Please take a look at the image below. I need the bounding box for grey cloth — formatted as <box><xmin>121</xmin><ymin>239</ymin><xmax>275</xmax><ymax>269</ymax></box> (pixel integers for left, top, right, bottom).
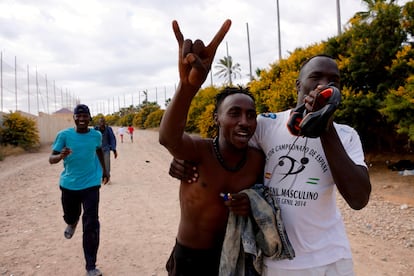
<box><xmin>219</xmin><ymin>184</ymin><xmax>295</xmax><ymax>276</ymax></box>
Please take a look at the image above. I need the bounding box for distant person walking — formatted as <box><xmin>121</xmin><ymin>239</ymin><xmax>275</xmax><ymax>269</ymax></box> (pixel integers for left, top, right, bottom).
<box><xmin>49</xmin><ymin>104</ymin><xmax>108</xmax><ymax>276</ymax></box>
<box><xmin>127</xmin><ymin>125</ymin><xmax>134</xmax><ymax>143</ymax></box>
<box><xmin>118</xmin><ymin>126</ymin><xmax>126</xmax><ymax>143</ymax></box>
<box><xmin>95</xmin><ymin>117</ymin><xmax>118</xmax><ymax>181</ymax></box>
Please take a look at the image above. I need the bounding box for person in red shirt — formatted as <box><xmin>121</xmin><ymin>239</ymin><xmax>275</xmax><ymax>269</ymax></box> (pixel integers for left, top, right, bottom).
<box><xmin>127</xmin><ymin>125</ymin><xmax>134</xmax><ymax>143</ymax></box>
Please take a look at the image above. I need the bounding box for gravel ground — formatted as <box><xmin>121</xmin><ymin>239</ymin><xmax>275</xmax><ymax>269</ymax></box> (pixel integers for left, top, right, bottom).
<box><xmin>340</xmin><ymin>195</ymin><xmax>414</xmax><ymax>249</ymax></box>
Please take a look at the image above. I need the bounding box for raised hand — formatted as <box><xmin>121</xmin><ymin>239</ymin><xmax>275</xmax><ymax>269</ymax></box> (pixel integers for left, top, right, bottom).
<box><xmin>172</xmin><ymin>19</ymin><xmax>231</xmax><ymax>89</ymax></box>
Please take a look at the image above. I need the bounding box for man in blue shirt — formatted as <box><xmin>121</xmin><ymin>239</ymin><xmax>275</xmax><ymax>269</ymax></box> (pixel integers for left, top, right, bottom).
<box><xmin>49</xmin><ymin>104</ymin><xmax>109</xmax><ymax>276</ymax></box>
<box><xmin>95</xmin><ymin>117</ymin><xmax>117</xmax><ymax>181</ymax></box>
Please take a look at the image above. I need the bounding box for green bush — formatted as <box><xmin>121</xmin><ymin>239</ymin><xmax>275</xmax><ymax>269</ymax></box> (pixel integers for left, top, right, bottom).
<box><xmin>0</xmin><ymin>112</ymin><xmax>40</xmax><ymax>150</ymax></box>
<box><xmin>144</xmin><ymin>109</ymin><xmax>164</xmax><ymax>129</ymax></box>
<box><xmin>186</xmin><ymin>86</ymin><xmax>218</xmax><ymax>133</ymax></box>
<box><xmin>133</xmin><ymin>104</ymin><xmax>161</xmax><ymax>129</ymax></box>
<box><xmin>118</xmin><ymin>113</ymin><xmax>135</xmax><ymax>127</ymax></box>
<box><xmin>198</xmin><ymin>104</ymin><xmax>216</xmax><ymax>138</ymax></box>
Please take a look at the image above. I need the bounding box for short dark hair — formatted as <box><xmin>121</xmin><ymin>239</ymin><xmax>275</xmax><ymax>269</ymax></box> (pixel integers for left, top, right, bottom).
<box><xmin>298</xmin><ymin>54</ymin><xmax>335</xmax><ymax>78</ymax></box>
<box><xmin>214</xmin><ymin>87</ymin><xmax>255</xmax><ymax>114</ymax></box>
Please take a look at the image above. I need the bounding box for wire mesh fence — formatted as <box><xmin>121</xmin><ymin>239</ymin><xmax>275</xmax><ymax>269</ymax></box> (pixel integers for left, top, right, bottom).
<box><xmin>0</xmin><ymin>52</ymin><xmax>176</xmax><ymax>116</ymax></box>
<box><xmin>1</xmin><ymin>52</ymin><xmax>78</xmax><ymax>115</ymax></box>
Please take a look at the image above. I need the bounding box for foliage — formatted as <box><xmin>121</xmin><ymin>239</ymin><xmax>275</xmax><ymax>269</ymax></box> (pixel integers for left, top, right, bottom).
<box><xmin>381</xmin><ymin>76</ymin><xmax>414</xmax><ymax>141</ymax></box>
<box><xmin>249</xmin><ymin>43</ymin><xmax>326</xmax><ymax>113</ymax></box>
<box><xmin>198</xmin><ymin>104</ymin><xmax>216</xmax><ymax>138</ymax></box>
<box><xmin>91</xmin><ymin>113</ymin><xmax>120</xmax><ymax>127</ymax></box>
<box><xmin>186</xmin><ymin>86</ymin><xmax>219</xmax><ymax>133</ymax></box>
<box><xmin>118</xmin><ymin>105</ymin><xmax>140</xmax><ymax>118</ymax></box>
<box><xmin>335</xmin><ymin>88</ymin><xmax>386</xmax><ymax>151</ymax></box>
<box><xmin>133</xmin><ymin>102</ymin><xmax>161</xmax><ymax>129</ymax></box>
<box><xmin>249</xmin><ymin>0</ymin><xmax>414</xmax><ymax>151</ymax></box>
<box><xmin>214</xmin><ymin>56</ymin><xmax>242</xmax><ymax>86</ymax></box>
<box><xmin>118</xmin><ymin>113</ymin><xmax>135</xmax><ymax>127</ymax></box>
<box><xmin>402</xmin><ymin>1</ymin><xmax>414</xmax><ymax>37</ymax></box>
<box><xmin>0</xmin><ymin>112</ymin><xmax>40</xmax><ymax>150</ymax></box>
<box><xmin>105</xmin><ymin>114</ymin><xmax>120</xmax><ymax>126</ymax></box>
<box><xmin>144</xmin><ymin>109</ymin><xmax>164</xmax><ymax>129</ymax></box>
<box><xmin>327</xmin><ymin>0</ymin><xmax>406</xmax><ymax>97</ymax></box>
<box><xmin>90</xmin><ymin>113</ymin><xmax>104</xmax><ymax>126</ymax></box>
<box><xmin>386</xmin><ymin>44</ymin><xmax>414</xmax><ymax>91</ymax></box>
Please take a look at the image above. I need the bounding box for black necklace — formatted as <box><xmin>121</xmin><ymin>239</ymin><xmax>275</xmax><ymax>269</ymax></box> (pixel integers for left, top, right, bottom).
<box><xmin>212</xmin><ymin>136</ymin><xmax>247</xmax><ymax>172</ymax></box>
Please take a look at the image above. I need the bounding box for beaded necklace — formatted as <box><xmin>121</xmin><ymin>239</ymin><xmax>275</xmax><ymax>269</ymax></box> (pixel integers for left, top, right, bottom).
<box><xmin>212</xmin><ymin>136</ymin><xmax>247</xmax><ymax>172</ymax></box>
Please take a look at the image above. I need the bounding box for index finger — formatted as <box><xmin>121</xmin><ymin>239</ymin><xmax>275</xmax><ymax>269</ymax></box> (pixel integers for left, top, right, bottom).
<box><xmin>206</xmin><ymin>19</ymin><xmax>232</xmax><ymax>52</ymax></box>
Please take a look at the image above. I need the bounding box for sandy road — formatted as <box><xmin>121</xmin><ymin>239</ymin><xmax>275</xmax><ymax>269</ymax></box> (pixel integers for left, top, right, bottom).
<box><xmin>0</xmin><ymin>129</ymin><xmax>413</xmax><ymax>275</ymax></box>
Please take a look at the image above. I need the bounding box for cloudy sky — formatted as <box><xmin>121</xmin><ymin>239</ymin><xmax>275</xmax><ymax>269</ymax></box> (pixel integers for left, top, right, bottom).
<box><xmin>0</xmin><ymin>0</ymin><xmax>379</xmax><ymax>115</ymax></box>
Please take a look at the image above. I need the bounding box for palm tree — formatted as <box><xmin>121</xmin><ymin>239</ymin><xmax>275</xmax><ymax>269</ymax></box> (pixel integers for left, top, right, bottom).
<box><xmin>352</xmin><ymin>0</ymin><xmax>380</xmax><ymax>23</ymax></box>
<box><xmin>214</xmin><ymin>56</ymin><xmax>242</xmax><ymax>86</ymax></box>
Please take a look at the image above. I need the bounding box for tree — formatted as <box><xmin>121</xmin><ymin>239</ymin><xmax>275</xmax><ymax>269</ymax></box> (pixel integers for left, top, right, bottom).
<box><xmin>323</xmin><ymin>0</ymin><xmax>412</xmax><ymax>151</ymax></box>
<box><xmin>381</xmin><ymin>76</ymin><xmax>414</xmax><ymax>144</ymax></box>
<box><xmin>402</xmin><ymin>1</ymin><xmax>414</xmax><ymax>38</ymax></box>
<box><xmin>328</xmin><ymin>0</ymin><xmax>407</xmax><ymax>97</ymax></box>
<box><xmin>214</xmin><ymin>56</ymin><xmax>241</xmax><ymax>86</ymax></box>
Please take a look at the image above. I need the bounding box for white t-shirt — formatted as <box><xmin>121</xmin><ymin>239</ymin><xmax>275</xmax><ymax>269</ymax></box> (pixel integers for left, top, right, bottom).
<box><xmin>250</xmin><ymin>110</ymin><xmax>366</xmax><ymax>270</ymax></box>
<box><xmin>118</xmin><ymin>127</ymin><xmax>126</xmax><ymax>135</ymax></box>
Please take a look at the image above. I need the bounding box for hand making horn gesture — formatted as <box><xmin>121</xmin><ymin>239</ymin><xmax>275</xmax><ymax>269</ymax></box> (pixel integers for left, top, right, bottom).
<box><xmin>172</xmin><ymin>19</ymin><xmax>232</xmax><ymax>89</ymax></box>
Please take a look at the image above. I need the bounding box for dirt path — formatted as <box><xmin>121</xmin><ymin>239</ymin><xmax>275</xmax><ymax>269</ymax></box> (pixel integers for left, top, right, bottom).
<box><xmin>0</xmin><ymin>129</ymin><xmax>413</xmax><ymax>275</ymax></box>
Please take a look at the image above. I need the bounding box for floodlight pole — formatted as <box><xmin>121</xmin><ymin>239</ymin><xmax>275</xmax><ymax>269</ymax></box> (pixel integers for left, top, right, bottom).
<box><xmin>246</xmin><ymin>22</ymin><xmax>253</xmax><ymax>81</ymax></box>
<box><xmin>336</xmin><ymin>0</ymin><xmax>342</xmax><ymax>35</ymax></box>
<box><xmin>276</xmin><ymin>0</ymin><xmax>282</xmax><ymax>60</ymax></box>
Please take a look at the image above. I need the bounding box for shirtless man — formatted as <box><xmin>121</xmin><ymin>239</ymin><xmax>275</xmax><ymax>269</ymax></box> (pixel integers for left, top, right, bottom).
<box><xmin>158</xmin><ymin>20</ymin><xmax>264</xmax><ymax>276</ymax></box>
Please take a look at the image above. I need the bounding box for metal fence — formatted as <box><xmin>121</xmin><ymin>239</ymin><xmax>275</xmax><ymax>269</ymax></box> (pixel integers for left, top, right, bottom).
<box><xmin>0</xmin><ymin>52</ymin><xmax>177</xmax><ymax>116</ymax></box>
<box><xmin>0</xmin><ymin>52</ymin><xmax>77</xmax><ymax>115</ymax></box>
<box><xmin>91</xmin><ymin>85</ymin><xmax>176</xmax><ymax>116</ymax></box>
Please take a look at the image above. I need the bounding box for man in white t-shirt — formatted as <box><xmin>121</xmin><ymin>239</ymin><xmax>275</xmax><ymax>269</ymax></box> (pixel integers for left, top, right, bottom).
<box><xmin>248</xmin><ymin>55</ymin><xmax>371</xmax><ymax>275</ymax></box>
<box><xmin>169</xmin><ymin>55</ymin><xmax>371</xmax><ymax>275</ymax></box>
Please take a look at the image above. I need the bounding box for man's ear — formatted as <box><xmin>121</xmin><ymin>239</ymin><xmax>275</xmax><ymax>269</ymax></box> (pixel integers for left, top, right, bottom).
<box><xmin>295</xmin><ymin>79</ymin><xmax>301</xmax><ymax>95</ymax></box>
<box><xmin>213</xmin><ymin>112</ymin><xmax>219</xmax><ymax>126</ymax></box>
